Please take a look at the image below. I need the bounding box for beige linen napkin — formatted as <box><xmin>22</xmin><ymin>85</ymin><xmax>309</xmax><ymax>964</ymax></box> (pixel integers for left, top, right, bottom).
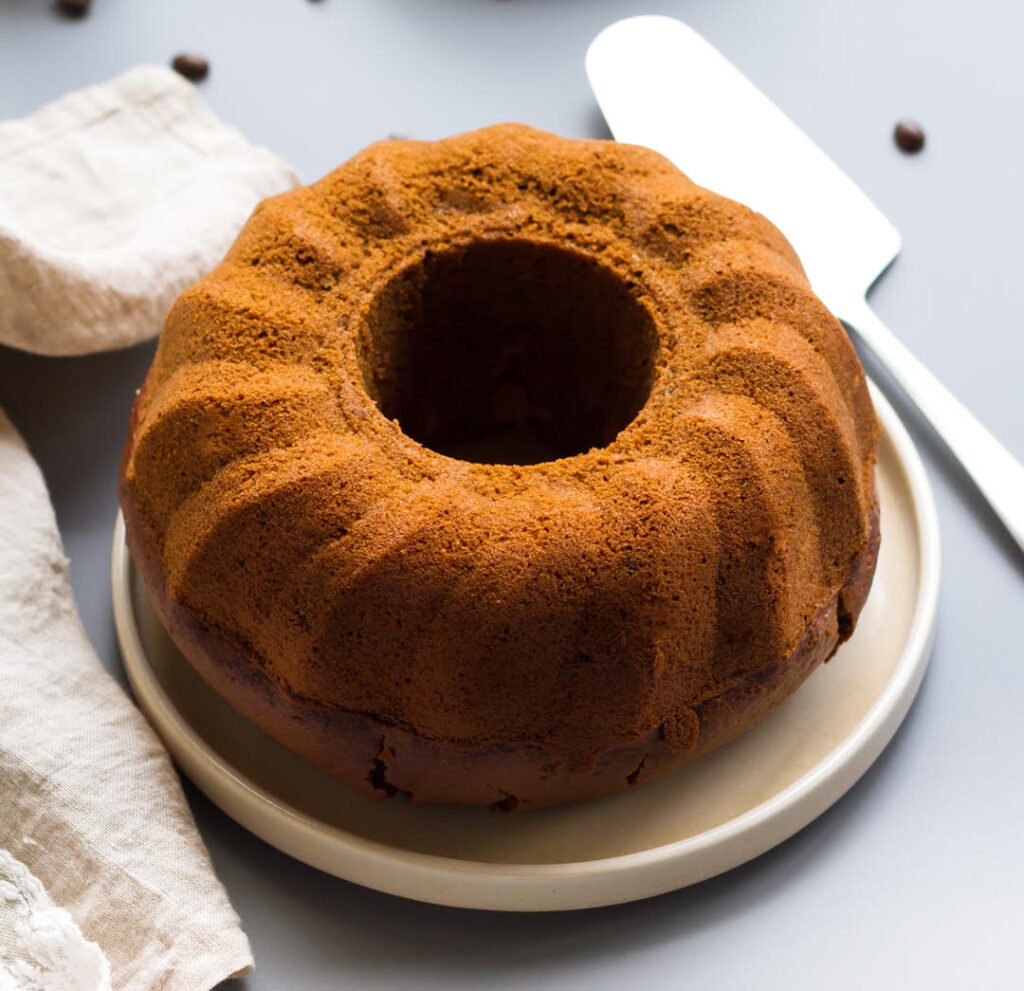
<box><xmin>0</xmin><ymin>66</ymin><xmax>299</xmax><ymax>990</ymax></box>
<box><xmin>0</xmin><ymin>848</ymin><xmax>110</xmax><ymax>991</ymax></box>
<box><xmin>0</xmin><ymin>64</ymin><xmax>297</xmax><ymax>356</ymax></box>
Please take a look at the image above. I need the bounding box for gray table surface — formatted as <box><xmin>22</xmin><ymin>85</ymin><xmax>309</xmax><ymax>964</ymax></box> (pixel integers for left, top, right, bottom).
<box><xmin>2</xmin><ymin>1</ymin><xmax>1023</xmax><ymax>988</ymax></box>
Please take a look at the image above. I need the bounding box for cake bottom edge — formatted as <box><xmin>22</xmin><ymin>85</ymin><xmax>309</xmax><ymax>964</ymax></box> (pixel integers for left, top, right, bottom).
<box><xmin>122</xmin><ymin>495</ymin><xmax>880</xmax><ymax>811</ymax></box>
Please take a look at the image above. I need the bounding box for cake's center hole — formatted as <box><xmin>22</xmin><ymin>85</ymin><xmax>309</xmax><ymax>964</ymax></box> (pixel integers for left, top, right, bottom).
<box><xmin>359</xmin><ymin>240</ymin><xmax>658</xmax><ymax>464</ymax></box>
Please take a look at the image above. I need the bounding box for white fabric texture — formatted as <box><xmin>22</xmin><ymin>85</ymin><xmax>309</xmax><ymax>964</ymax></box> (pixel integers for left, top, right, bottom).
<box><xmin>0</xmin><ymin>66</ymin><xmax>301</xmax><ymax>989</ymax></box>
<box><xmin>0</xmin><ymin>64</ymin><xmax>298</xmax><ymax>355</ymax></box>
<box><xmin>0</xmin><ymin>850</ymin><xmax>110</xmax><ymax>991</ymax></box>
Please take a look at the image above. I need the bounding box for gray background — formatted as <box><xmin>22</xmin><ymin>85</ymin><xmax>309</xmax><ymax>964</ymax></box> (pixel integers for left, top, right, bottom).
<box><xmin>2</xmin><ymin>0</ymin><xmax>1023</xmax><ymax>988</ymax></box>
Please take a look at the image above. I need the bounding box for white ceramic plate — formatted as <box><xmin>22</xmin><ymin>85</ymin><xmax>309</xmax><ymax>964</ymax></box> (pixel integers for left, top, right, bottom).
<box><xmin>112</xmin><ymin>384</ymin><xmax>940</xmax><ymax>912</ymax></box>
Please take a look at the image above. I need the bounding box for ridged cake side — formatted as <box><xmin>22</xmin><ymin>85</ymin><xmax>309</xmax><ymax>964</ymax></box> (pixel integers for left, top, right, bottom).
<box><xmin>120</xmin><ymin>124</ymin><xmax>879</xmax><ymax>809</ymax></box>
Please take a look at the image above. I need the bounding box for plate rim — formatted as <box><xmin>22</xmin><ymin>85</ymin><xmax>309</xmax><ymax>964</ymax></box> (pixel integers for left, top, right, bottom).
<box><xmin>111</xmin><ymin>382</ymin><xmax>941</xmax><ymax>910</ymax></box>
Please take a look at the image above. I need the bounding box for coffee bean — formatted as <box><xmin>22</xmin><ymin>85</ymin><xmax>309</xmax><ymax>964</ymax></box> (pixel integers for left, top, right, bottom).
<box><xmin>56</xmin><ymin>0</ymin><xmax>90</xmax><ymax>17</ymax></box>
<box><xmin>894</xmin><ymin>119</ymin><xmax>925</xmax><ymax>154</ymax></box>
<box><xmin>171</xmin><ymin>53</ymin><xmax>210</xmax><ymax>83</ymax></box>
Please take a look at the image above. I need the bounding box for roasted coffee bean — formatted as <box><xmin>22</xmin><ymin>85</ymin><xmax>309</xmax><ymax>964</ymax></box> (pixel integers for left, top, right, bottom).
<box><xmin>171</xmin><ymin>53</ymin><xmax>210</xmax><ymax>83</ymax></box>
<box><xmin>56</xmin><ymin>0</ymin><xmax>90</xmax><ymax>17</ymax></box>
<box><xmin>894</xmin><ymin>119</ymin><xmax>925</xmax><ymax>153</ymax></box>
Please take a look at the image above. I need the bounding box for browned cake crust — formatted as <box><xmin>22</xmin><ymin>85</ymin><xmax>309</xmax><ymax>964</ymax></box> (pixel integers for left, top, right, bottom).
<box><xmin>124</xmin><ymin>492</ymin><xmax>878</xmax><ymax>809</ymax></box>
<box><xmin>119</xmin><ymin>124</ymin><xmax>881</xmax><ymax>810</ymax></box>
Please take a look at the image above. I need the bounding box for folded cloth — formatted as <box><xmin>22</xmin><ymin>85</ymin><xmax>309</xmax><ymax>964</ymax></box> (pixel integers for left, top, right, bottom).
<box><xmin>0</xmin><ymin>64</ymin><xmax>298</xmax><ymax>356</ymax></box>
<box><xmin>0</xmin><ymin>848</ymin><xmax>110</xmax><ymax>991</ymax></box>
<box><xmin>0</xmin><ymin>66</ymin><xmax>300</xmax><ymax>990</ymax></box>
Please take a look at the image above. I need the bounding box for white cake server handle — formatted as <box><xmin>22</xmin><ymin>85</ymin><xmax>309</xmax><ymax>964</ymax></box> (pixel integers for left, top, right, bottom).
<box><xmin>839</xmin><ymin>296</ymin><xmax>1024</xmax><ymax>553</ymax></box>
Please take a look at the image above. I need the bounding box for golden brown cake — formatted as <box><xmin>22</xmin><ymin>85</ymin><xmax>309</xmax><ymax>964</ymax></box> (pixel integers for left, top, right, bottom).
<box><xmin>120</xmin><ymin>123</ymin><xmax>880</xmax><ymax>810</ymax></box>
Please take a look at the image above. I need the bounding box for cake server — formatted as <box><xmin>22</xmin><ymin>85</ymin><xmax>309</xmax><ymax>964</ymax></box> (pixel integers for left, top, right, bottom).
<box><xmin>587</xmin><ymin>15</ymin><xmax>1024</xmax><ymax>554</ymax></box>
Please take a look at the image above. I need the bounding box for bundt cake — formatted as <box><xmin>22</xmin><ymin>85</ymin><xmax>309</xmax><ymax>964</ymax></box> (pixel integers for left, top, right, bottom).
<box><xmin>120</xmin><ymin>123</ymin><xmax>880</xmax><ymax>810</ymax></box>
